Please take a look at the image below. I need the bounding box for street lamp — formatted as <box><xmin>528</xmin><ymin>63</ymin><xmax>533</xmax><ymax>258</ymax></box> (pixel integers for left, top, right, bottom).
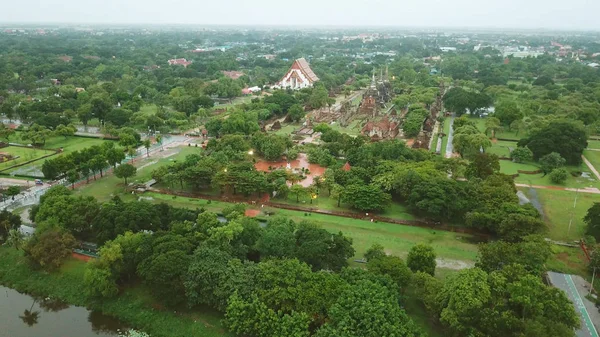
<box><xmin>248</xmin><ymin>150</ymin><xmax>254</xmax><ymax>155</ymax></box>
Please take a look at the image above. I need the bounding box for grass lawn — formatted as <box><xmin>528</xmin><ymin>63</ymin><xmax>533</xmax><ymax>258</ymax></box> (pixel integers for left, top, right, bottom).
<box><xmin>488</xmin><ymin>140</ymin><xmax>517</xmax><ymax>158</ymax></box>
<box><xmin>0</xmin><ymin>146</ymin><xmax>54</xmax><ymax>170</ymax></box>
<box><xmin>11</xmin><ymin>132</ymin><xmax>108</xmax><ymax>152</ymax></box>
<box><xmin>278</xmin><ymin>192</ymin><xmax>415</xmax><ymax>221</ymax></box>
<box><xmin>0</xmin><ymin>247</ymin><xmax>230</xmax><ymax>337</ymax></box>
<box><xmin>76</xmin><ymin>146</ymin><xmax>202</xmax><ymax>202</ymax></box>
<box><xmin>533</xmin><ymin>188</ymin><xmax>600</xmax><ymax>242</ymax></box>
<box><xmin>273</xmin><ymin>124</ymin><xmax>298</xmax><ymax>136</ymax></box>
<box><xmin>587</xmin><ymin>140</ymin><xmax>600</xmax><ymax>149</ymax></box>
<box><xmin>471</xmin><ymin>117</ymin><xmax>522</xmax><ymax>141</ymax></box>
<box><xmin>138</xmin><ymin>192</ymin><xmax>478</xmax><ymax>262</ymax></box>
<box><xmin>3</xmin><ymin>135</ymin><xmax>112</xmax><ymax>177</ymax></box>
<box><xmin>507</xmin><ymin>160</ymin><xmax>598</xmax><ymax>189</ymax></box>
<box><xmin>138</xmin><ymin>104</ymin><xmax>158</xmax><ymax>116</ymax></box>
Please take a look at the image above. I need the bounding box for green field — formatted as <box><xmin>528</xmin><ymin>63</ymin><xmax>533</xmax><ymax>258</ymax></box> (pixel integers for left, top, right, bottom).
<box><xmin>487</xmin><ymin>140</ymin><xmax>517</xmax><ymax>158</ymax></box>
<box><xmin>533</xmin><ymin>188</ymin><xmax>600</xmax><ymax>242</ymax></box>
<box><xmin>587</xmin><ymin>140</ymin><xmax>600</xmax><ymax>149</ymax></box>
<box><xmin>277</xmin><ymin>192</ymin><xmax>415</xmax><ymax>221</ymax></box>
<box><xmin>472</xmin><ymin>117</ymin><xmax>522</xmax><ymax>140</ymax></box>
<box><xmin>11</xmin><ymin>132</ymin><xmax>107</xmax><ymax>152</ymax></box>
<box><xmin>3</xmin><ymin>134</ymin><xmax>110</xmax><ymax>177</ymax></box>
<box><xmin>273</xmin><ymin>124</ymin><xmax>297</xmax><ymax>136</ymax></box>
<box><xmin>76</xmin><ymin>146</ymin><xmax>202</xmax><ymax>201</ymax></box>
<box><xmin>0</xmin><ymin>146</ymin><xmax>55</xmax><ymax>170</ymax></box>
<box><xmin>138</xmin><ymin>192</ymin><xmax>478</xmax><ymax>263</ymax></box>
<box><xmin>0</xmin><ymin>247</ymin><xmax>230</xmax><ymax>337</ymax></box>
<box><xmin>503</xmin><ymin>158</ymin><xmax>598</xmax><ymax>189</ymax></box>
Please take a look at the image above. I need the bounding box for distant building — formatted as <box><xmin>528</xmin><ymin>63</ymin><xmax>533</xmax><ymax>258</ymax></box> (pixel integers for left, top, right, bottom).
<box><xmin>277</xmin><ymin>58</ymin><xmax>319</xmax><ymax>90</ymax></box>
<box><xmin>168</xmin><ymin>58</ymin><xmax>192</xmax><ymax>67</ymax></box>
<box><xmin>440</xmin><ymin>47</ymin><xmax>457</xmax><ymax>52</ymax></box>
<box><xmin>361</xmin><ymin>117</ymin><xmax>399</xmax><ymax>141</ymax></box>
<box><xmin>589</xmin><ymin>63</ymin><xmax>600</xmax><ymax>69</ymax></box>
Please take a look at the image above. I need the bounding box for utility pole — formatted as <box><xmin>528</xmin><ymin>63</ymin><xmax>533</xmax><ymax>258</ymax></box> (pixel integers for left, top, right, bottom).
<box><xmin>568</xmin><ymin>188</ymin><xmax>579</xmax><ymax>236</ymax></box>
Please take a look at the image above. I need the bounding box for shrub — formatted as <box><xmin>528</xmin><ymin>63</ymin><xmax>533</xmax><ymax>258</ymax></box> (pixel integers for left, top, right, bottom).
<box><xmin>549</xmin><ymin>168</ymin><xmax>569</xmax><ymax>184</ymax></box>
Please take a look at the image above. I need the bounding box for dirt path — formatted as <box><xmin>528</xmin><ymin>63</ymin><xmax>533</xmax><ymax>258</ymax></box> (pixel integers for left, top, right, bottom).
<box><xmin>515</xmin><ymin>183</ymin><xmax>600</xmax><ymax>194</ymax></box>
<box><xmin>0</xmin><ymin>178</ymin><xmax>35</xmax><ymax>186</ymax></box>
<box><xmin>436</xmin><ymin>258</ymin><xmax>474</xmax><ymax>270</ymax></box>
<box><xmin>583</xmin><ymin>155</ymin><xmax>600</xmax><ymax>181</ymax></box>
<box><xmin>445</xmin><ymin>115</ymin><xmax>455</xmax><ymax>158</ymax></box>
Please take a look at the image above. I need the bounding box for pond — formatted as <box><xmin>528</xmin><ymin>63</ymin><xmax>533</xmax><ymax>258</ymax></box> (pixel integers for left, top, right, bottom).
<box><xmin>0</xmin><ymin>286</ymin><xmax>126</xmax><ymax>337</ymax></box>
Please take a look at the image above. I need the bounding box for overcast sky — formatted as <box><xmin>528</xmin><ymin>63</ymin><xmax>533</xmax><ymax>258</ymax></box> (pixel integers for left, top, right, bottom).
<box><xmin>2</xmin><ymin>0</ymin><xmax>599</xmax><ymax>30</ymax></box>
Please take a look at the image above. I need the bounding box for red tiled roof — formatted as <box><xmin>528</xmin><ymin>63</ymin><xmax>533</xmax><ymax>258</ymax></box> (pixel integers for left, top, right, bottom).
<box><xmin>296</xmin><ymin>58</ymin><xmax>319</xmax><ymax>82</ymax></box>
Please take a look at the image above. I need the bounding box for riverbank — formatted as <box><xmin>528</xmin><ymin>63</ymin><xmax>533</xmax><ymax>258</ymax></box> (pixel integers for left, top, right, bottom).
<box><xmin>0</xmin><ymin>247</ymin><xmax>231</xmax><ymax>337</ymax></box>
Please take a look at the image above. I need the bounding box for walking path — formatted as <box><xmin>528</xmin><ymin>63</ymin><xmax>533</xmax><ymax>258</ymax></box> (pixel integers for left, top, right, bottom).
<box><xmin>583</xmin><ymin>155</ymin><xmax>600</xmax><ymax>181</ymax></box>
<box><xmin>515</xmin><ymin>183</ymin><xmax>600</xmax><ymax>194</ymax></box>
<box><xmin>548</xmin><ymin>272</ymin><xmax>599</xmax><ymax>337</ymax></box>
<box><xmin>445</xmin><ymin>115</ymin><xmax>455</xmax><ymax>158</ymax></box>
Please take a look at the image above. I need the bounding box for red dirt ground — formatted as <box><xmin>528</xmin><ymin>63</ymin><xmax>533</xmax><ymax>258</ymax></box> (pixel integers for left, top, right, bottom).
<box><xmin>244</xmin><ymin>209</ymin><xmax>261</xmax><ymax>217</ymax></box>
<box><xmin>254</xmin><ymin>153</ymin><xmax>326</xmax><ymax>187</ymax></box>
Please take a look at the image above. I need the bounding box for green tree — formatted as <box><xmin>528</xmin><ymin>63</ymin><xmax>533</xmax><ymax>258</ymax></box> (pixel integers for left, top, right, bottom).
<box><xmin>518</xmin><ymin>120</ymin><xmax>587</xmax><ymax>164</ymax></box>
<box><xmin>315</xmin><ymin>280</ymin><xmax>423</xmax><ymax>337</ymax></box>
<box><xmin>290</xmin><ymin>184</ymin><xmax>306</xmax><ymax>203</ymax></box>
<box><xmin>288</xmin><ymin>104</ymin><xmax>305</xmax><ymax>122</ymax></box>
<box><xmin>114</xmin><ymin>163</ymin><xmax>137</xmax><ymax>185</ymax></box>
<box><xmin>549</xmin><ymin>168</ymin><xmax>569</xmax><ymax>184</ymax></box>
<box><xmin>465</xmin><ymin>153</ymin><xmax>500</xmax><ymax>180</ymax></box>
<box><xmin>6</xmin><ymin>185</ymin><xmax>20</xmax><ymax>200</ymax></box>
<box><xmin>494</xmin><ymin>100</ymin><xmax>523</xmax><ymax>129</ymax></box>
<box><xmin>330</xmin><ymin>183</ymin><xmax>344</xmax><ymax>207</ymax></box>
<box><xmin>54</xmin><ymin>124</ymin><xmax>77</xmax><ymax>139</ymax></box>
<box><xmin>6</xmin><ymin>228</ymin><xmax>24</xmax><ymax>250</ymax></box>
<box><xmin>539</xmin><ymin>152</ymin><xmax>566</xmax><ymax>175</ymax></box>
<box><xmin>106</xmin><ymin>147</ymin><xmax>126</xmax><ymax>168</ymax></box>
<box><xmin>364</xmin><ymin>243</ymin><xmax>386</xmax><ymax>261</ymax></box>
<box><xmin>67</xmin><ymin>169</ymin><xmax>79</xmax><ymax>190</ymax></box>
<box><xmin>407</xmin><ymin>244</ymin><xmax>437</xmax><ymax>276</ymax></box>
<box><xmin>510</xmin><ymin>147</ymin><xmax>533</xmax><ymax>163</ymax></box>
<box><xmin>341</xmin><ymin>184</ymin><xmax>391</xmax><ymax>212</ymax></box>
<box><xmin>484</xmin><ymin>117</ymin><xmax>502</xmax><ymax>139</ymax></box>
<box><xmin>143</xmin><ymin>139</ymin><xmax>151</xmax><ymax>157</ymax></box>
<box><xmin>184</xmin><ymin>246</ymin><xmax>233</xmax><ymax>310</ymax></box>
<box><xmin>585</xmin><ymin>203</ymin><xmax>600</xmax><ymax>241</ymax></box>
<box><xmin>476</xmin><ymin>235</ymin><xmax>551</xmax><ymax>274</ymax></box>
<box><xmin>294</xmin><ymin>223</ymin><xmax>355</xmax><ymax>272</ymax></box>
<box><xmin>24</xmin><ymin>228</ymin><xmax>77</xmax><ymax>271</ymax></box>
<box><xmin>367</xmin><ymin>255</ymin><xmax>412</xmax><ymax>290</ymax></box>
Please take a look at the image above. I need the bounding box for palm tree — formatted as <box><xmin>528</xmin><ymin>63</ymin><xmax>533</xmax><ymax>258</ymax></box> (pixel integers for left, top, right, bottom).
<box><xmin>143</xmin><ymin>139</ymin><xmax>151</xmax><ymax>157</ymax></box>
<box><xmin>6</xmin><ymin>229</ymin><xmax>24</xmax><ymax>250</ymax></box>
<box><xmin>156</xmin><ymin>134</ymin><xmax>163</xmax><ymax>151</ymax></box>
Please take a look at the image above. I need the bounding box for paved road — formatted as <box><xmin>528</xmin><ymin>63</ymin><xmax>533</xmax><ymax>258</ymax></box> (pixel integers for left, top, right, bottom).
<box><xmin>445</xmin><ymin>115</ymin><xmax>455</xmax><ymax>158</ymax></box>
<box><xmin>548</xmin><ymin>271</ymin><xmax>599</xmax><ymax>337</ymax></box>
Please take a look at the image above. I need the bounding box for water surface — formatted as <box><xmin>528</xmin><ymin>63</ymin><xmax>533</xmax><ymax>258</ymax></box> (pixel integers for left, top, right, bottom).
<box><xmin>0</xmin><ymin>286</ymin><xmax>125</xmax><ymax>337</ymax></box>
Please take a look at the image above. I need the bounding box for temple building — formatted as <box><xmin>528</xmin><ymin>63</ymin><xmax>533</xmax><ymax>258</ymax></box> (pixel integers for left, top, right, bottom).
<box><xmin>278</xmin><ymin>58</ymin><xmax>319</xmax><ymax>90</ymax></box>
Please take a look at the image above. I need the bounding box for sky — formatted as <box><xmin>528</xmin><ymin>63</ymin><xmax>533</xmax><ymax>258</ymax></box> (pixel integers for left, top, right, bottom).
<box><xmin>2</xmin><ymin>0</ymin><xmax>600</xmax><ymax>31</ymax></box>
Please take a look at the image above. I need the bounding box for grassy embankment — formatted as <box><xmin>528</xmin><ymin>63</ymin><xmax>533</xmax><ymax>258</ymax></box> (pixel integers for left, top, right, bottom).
<box><xmin>0</xmin><ymin>247</ymin><xmax>230</xmax><ymax>337</ymax></box>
